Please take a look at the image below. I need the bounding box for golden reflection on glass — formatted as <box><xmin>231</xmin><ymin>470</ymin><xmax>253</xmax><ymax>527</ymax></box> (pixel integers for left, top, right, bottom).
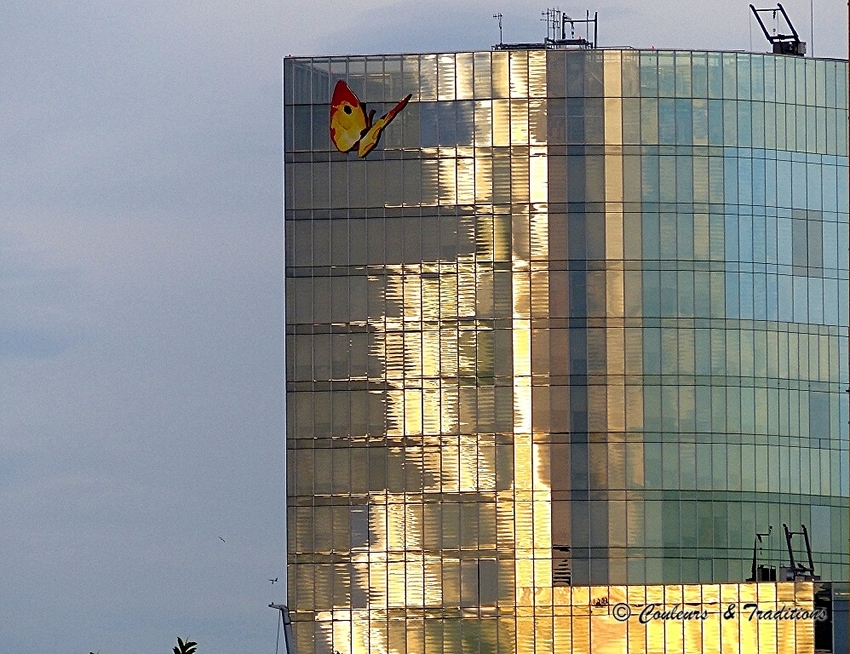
<box><xmin>457</xmin><ymin>157</ymin><xmax>474</xmax><ymax>204</ymax></box>
<box><xmin>287</xmin><ymin>51</ymin><xmax>848</xmax><ymax>653</ymax></box>
<box><xmin>509</xmin><ymin>50</ymin><xmax>529</xmax><ymax>99</ymax></box>
<box><xmin>492</xmin><ymin>99</ymin><xmax>511</xmax><ymax>146</ymax></box>
<box><xmin>474</xmin><ymin>101</ymin><xmax>492</xmax><ymax>147</ymax></box>
<box><xmin>511</xmin><ymin>153</ymin><xmax>530</xmax><ymax>202</ymax></box>
<box><xmin>437</xmin><ymin>53</ymin><xmax>455</xmax><ymax>101</ymax></box>
<box><xmin>530</xmin><ymin>147</ymin><xmax>548</xmax><ymax>204</ymax></box>
<box><xmin>551</xmin><ymin>582</ymin><xmax>819</xmax><ymax>653</ymax></box>
<box><xmin>455</xmin><ymin>52</ymin><xmax>474</xmax><ymax>100</ymax></box>
<box><xmin>491</xmin><ymin>51</ymin><xmax>510</xmax><ymax>99</ymax></box>
<box><xmin>528</xmin><ymin>50</ymin><xmax>547</xmax><ymax>98</ymax></box>
<box><xmin>419</xmin><ymin>54</ymin><xmax>437</xmax><ymax>101</ymax></box>
<box><xmin>438</xmin><ymin>157</ymin><xmax>457</xmax><ymax>205</ymax></box>
<box><xmin>511</xmin><ymin>100</ymin><xmax>529</xmax><ymax>144</ymax></box>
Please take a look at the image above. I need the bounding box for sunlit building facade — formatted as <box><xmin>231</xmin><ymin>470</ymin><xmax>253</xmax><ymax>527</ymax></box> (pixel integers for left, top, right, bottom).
<box><xmin>284</xmin><ymin>49</ymin><xmax>849</xmax><ymax>653</ymax></box>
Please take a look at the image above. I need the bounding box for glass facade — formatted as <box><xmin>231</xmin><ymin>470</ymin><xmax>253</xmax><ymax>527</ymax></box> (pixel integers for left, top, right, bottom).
<box><xmin>284</xmin><ymin>49</ymin><xmax>849</xmax><ymax>653</ymax></box>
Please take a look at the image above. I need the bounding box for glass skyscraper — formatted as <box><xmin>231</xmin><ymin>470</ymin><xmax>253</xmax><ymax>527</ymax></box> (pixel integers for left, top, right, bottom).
<box><xmin>284</xmin><ymin>48</ymin><xmax>849</xmax><ymax>653</ymax></box>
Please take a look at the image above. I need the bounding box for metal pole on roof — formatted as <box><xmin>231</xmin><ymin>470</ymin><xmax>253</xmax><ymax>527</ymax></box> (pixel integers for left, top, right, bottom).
<box><xmin>810</xmin><ymin>0</ymin><xmax>814</xmax><ymax>56</ymax></box>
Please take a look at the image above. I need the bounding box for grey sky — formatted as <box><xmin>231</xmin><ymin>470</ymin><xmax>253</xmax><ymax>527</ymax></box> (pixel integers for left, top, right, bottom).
<box><xmin>0</xmin><ymin>1</ymin><xmax>845</xmax><ymax>653</ymax></box>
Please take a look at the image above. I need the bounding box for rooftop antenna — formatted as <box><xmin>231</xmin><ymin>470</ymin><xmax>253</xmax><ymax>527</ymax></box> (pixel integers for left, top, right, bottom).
<box><xmin>541</xmin><ymin>8</ymin><xmax>561</xmax><ymax>41</ymax></box>
<box><xmin>544</xmin><ymin>8</ymin><xmax>598</xmax><ymax>49</ymax></box>
<box><xmin>749</xmin><ymin>4</ymin><xmax>807</xmax><ymax>56</ymax></box>
<box><xmin>493</xmin><ymin>7</ymin><xmax>598</xmax><ymax>50</ymax></box>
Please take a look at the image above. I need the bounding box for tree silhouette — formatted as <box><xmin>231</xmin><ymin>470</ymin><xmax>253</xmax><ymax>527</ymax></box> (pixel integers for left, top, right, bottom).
<box><xmin>172</xmin><ymin>637</ymin><xmax>197</xmax><ymax>654</ymax></box>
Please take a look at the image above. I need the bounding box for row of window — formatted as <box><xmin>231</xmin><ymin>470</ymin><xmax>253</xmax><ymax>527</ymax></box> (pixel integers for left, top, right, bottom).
<box><xmin>288</xmin><ymin>560</ymin><xmax>848</xmax><ymax>603</ymax></box>
<box><xmin>294</xmin><ymin>559</ymin><xmax>817</xmax><ymax>603</ymax></box>
<box><xmin>285</xmin><ymin>51</ymin><xmax>847</xmax><ymax>108</ymax></box>
<box><xmin>289</xmin><ymin>328</ymin><xmax>845</xmax><ymax>380</ymax></box>
<box><xmin>287</xmin><ymin>97</ymin><xmax>847</xmax><ymax>157</ymax></box>
<box><xmin>286</xmin><ymin>436</ymin><xmax>846</xmax><ymax>495</ymax></box>
<box><xmin>286</xmin><ymin>275</ymin><xmax>848</xmax><ymax>327</ymax></box>
<box><xmin>290</xmin><ymin>610</ymin><xmax>827</xmax><ymax>654</ymax></box>
<box><xmin>287</xmin><ymin>213</ymin><xmax>848</xmax><ymax>271</ymax></box>
<box><xmin>286</xmin><ymin>385</ymin><xmax>849</xmax><ymax>442</ymax></box>
<box><xmin>286</xmin><ymin>156</ymin><xmax>847</xmax><ymax>211</ymax></box>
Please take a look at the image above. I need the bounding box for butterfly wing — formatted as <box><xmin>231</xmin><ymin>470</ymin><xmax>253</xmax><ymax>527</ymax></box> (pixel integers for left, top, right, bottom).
<box><xmin>330</xmin><ymin>80</ymin><xmax>369</xmax><ymax>153</ymax></box>
<box><xmin>357</xmin><ymin>93</ymin><xmax>412</xmax><ymax>157</ymax></box>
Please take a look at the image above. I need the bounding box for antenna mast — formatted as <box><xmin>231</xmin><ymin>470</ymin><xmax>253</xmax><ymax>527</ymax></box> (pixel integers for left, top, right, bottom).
<box><xmin>545</xmin><ymin>8</ymin><xmax>598</xmax><ymax>49</ymax></box>
<box><xmin>493</xmin><ymin>7</ymin><xmax>598</xmax><ymax>50</ymax></box>
<box><xmin>493</xmin><ymin>13</ymin><xmax>503</xmax><ymax>46</ymax></box>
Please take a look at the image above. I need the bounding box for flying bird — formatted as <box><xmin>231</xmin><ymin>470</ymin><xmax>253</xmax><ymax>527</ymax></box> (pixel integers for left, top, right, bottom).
<box><xmin>330</xmin><ymin>80</ymin><xmax>411</xmax><ymax>158</ymax></box>
<box><xmin>269</xmin><ymin>577</ymin><xmax>278</xmax><ymax>584</ymax></box>
<box><xmin>218</xmin><ymin>536</ymin><xmax>226</xmax><ymax>543</ymax></box>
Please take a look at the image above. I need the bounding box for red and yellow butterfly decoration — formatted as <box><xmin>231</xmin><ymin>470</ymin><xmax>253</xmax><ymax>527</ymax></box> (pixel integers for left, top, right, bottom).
<box><xmin>330</xmin><ymin>80</ymin><xmax>411</xmax><ymax>157</ymax></box>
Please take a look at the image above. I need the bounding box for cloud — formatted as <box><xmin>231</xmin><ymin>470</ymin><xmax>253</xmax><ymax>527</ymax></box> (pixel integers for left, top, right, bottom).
<box><xmin>0</xmin><ymin>327</ymin><xmax>75</xmax><ymax>359</ymax></box>
<box><xmin>0</xmin><ymin>0</ymin><xmax>286</xmax><ymax>222</ymax></box>
<box><xmin>0</xmin><ymin>231</ymin><xmax>87</xmax><ymax>362</ymax></box>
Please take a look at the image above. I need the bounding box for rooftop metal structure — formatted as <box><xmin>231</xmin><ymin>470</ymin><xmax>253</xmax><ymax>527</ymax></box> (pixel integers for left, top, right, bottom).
<box><xmin>270</xmin><ymin>604</ymin><xmax>296</xmax><ymax>654</ymax></box>
<box><xmin>493</xmin><ymin>7</ymin><xmax>597</xmax><ymax>50</ymax></box>
<box><xmin>749</xmin><ymin>3</ymin><xmax>807</xmax><ymax>56</ymax></box>
<box><xmin>543</xmin><ymin>8</ymin><xmax>597</xmax><ymax>49</ymax></box>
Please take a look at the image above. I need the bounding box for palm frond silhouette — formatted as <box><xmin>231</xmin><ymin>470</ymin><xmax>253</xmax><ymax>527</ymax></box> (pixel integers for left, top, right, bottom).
<box><xmin>173</xmin><ymin>636</ymin><xmax>198</xmax><ymax>654</ymax></box>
